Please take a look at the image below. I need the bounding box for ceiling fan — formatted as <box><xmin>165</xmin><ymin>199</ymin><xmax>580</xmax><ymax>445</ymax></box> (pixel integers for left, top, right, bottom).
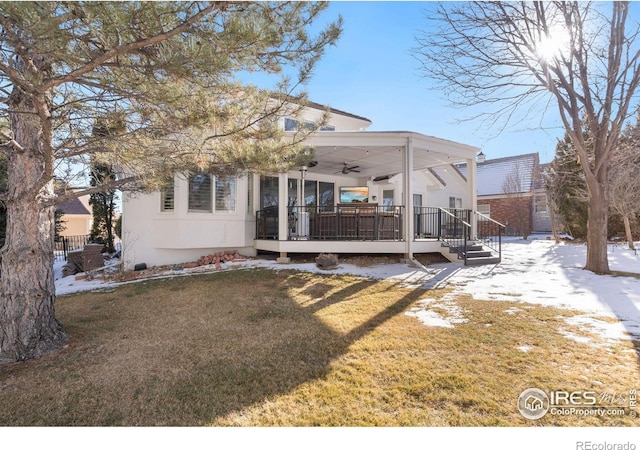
<box><xmin>341</xmin><ymin>163</ymin><xmax>361</xmax><ymax>174</ymax></box>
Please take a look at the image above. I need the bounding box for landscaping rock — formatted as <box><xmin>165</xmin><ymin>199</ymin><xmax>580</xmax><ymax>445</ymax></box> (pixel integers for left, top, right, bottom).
<box><xmin>316</xmin><ymin>253</ymin><xmax>339</xmax><ymax>270</ymax></box>
<box><xmin>61</xmin><ymin>263</ymin><xmax>79</xmax><ymax>278</ymax></box>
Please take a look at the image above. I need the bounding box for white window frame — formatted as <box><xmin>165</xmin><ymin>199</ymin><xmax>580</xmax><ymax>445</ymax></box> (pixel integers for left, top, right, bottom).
<box><xmin>188</xmin><ymin>173</ymin><xmax>213</xmax><ymax>213</ymax></box>
<box><xmin>534</xmin><ymin>194</ymin><xmax>548</xmax><ymax>215</ymax></box>
<box><xmin>477</xmin><ymin>204</ymin><xmax>491</xmax><ymax>221</ymax></box>
<box><xmin>215</xmin><ymin>175</ymin><xmax>237</xmax><ymax>213</ymax></box>
<box><xmin>160</xmin><ymin>179</ymin><xmax>175</xmax><ymax>212</ymax></box>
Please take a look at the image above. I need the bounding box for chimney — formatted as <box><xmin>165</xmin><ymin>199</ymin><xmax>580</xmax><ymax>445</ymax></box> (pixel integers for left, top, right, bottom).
<box><xmin>477</xmin><ymin>151</ymin><xmax>486</xmax><ymax>163</ymax></box>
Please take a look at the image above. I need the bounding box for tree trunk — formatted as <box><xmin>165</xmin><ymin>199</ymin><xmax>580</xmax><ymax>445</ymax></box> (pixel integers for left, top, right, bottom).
<box><xmin>584</xmin><ymin>180</ymin><xmax>610</xmax><ymax>274</ymax></box>
<box><xmin>105</xmin><ymin>195</ymin><xmax>115</xmax><ymax>253</ymax></box>
<box><xmin>623</xmin><ymin>215</ymin><xmax>636</xmax><ymax>250</ymax></box>
<box><xmin>549</xmin><ymin>203</ymin><xmax>561</xmax><ymax>244</ymax></box>
<box><xmin>0</xmin><ymin>88</ymin><xmax>67</xmax><ymax>362</ymax></box>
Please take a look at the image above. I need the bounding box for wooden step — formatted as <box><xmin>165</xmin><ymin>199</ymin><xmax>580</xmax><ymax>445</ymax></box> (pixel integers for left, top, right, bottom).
<box><xmin>464</xmin><ymin>255</ymin><xmax>501</xmax><ymax>266</ymax></box>
<box><xmin>466</xmin><ymin>250</ymin><xmax>493</xmax><ymax>258</ymax></box>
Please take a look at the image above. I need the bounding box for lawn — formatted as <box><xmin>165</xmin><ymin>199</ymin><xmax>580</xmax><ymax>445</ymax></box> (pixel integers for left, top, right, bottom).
<box><xmin>0</xmin><ymin>267</ymin><xmax>638</xmax><ymax>426</ymax></box>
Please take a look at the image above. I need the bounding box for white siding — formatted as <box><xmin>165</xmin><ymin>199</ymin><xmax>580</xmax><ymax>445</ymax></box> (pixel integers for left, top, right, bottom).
<box><xmin>122</xmin><ymin>174</ymin><xmax>255</xmax><ymax>270</ymax></box>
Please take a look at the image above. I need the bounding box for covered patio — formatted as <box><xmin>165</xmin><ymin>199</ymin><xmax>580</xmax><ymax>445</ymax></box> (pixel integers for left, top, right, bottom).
<box><xmin>254</xmin><ymin>130</ymin><xmax>480</xmax><ymax>261</ymax></box>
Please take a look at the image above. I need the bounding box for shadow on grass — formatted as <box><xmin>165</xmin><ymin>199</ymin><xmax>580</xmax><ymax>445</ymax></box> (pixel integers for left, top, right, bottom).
<box><xmin>0</xmin><ymin>268</ymin><xmax>425</xmax><ymax>426</ymax></box>
<box><xmin>542</xmin><ymin>245</ymin><xmax>640</xmax><ymax>369</ymax></box>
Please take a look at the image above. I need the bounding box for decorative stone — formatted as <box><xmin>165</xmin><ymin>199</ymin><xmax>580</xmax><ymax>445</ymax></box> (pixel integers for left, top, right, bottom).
<box><xmin>316</xmin><ymin>253</ymin><xmax>339</xmax><ymax>270</ymax></box>
<box><xmin>61</xmin><ymin>263</ymin><xmax>79</xmax><ymax>278</ymax></box>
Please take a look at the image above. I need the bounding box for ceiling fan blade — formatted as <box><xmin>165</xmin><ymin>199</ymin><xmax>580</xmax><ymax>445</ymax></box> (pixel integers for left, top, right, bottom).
<box><xmin>341</xmin><ymin>163</ymin><xmax>361</xmax><ymax>174</ymax></box>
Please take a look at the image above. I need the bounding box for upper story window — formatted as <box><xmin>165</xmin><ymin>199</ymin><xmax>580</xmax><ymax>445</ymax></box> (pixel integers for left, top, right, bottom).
<box><xmin>284</xmin><ymin>117</ymin><xmax>334</xmax><ymax>132</ymax></box>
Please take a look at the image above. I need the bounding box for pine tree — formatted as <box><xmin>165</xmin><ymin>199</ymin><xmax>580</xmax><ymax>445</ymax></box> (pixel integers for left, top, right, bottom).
<box><xmin>89</xmin><ymin>164</ymin><xmax>118</xmax><ymax>253</ymax></box>
<box><xmin>546</xmin><ymin>134</ymin><xmax>589</xmax><ymax>239</ymax></box>
<box><xmin>0</xmin><ymin>2</ymin><xmax>341</xmax><ymax>362</ymax></box>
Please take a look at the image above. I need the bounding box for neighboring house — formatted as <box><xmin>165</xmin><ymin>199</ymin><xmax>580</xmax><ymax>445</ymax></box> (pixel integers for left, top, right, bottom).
<box><xmin>122</xmin><ymin>101</ymin><xmax>487</xmax><ymax>270</ymax></box>
<box><xmin>57</xmin><ymin>196</ymin><xmax>92</xmax><ymax>237</ymax></box>
<box><xmin>458</xmin><ymin>152</ymin><xmax>552</xmax><ymax>237</ymax></box>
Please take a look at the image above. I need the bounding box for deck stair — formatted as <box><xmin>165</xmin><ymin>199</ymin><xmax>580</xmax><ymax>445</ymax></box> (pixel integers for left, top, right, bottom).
<box><xmin>430</xmin><ymin>208</ymin><xmax>505</xmax><ymax>266</ymax></box>
<box><xmin>441</xmin><ymin>240</ymin><xmax>501</xmax><ymax>265</ymax></box>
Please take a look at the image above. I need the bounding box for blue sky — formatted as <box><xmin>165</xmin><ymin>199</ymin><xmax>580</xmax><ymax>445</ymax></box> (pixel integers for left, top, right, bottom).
<box><xmin>270</xmin><ymin>1</ymin><xmax>569</xmax><ymax>164</ymax></box>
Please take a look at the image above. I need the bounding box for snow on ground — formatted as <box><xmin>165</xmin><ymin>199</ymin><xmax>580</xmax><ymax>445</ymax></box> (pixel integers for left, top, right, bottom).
<box><xmin>405</xmin><ymin>297</ymin><xmax>469</xmax><ymax>329</ymax></box>
<box><xmin>54</xmin><ymin>236</ymin><xmax>640</xmax><ymax>344</ymax></box>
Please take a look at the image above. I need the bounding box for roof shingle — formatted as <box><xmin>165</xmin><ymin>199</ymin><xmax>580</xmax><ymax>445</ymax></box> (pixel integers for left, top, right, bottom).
<box><xmin>57</xmin><ymin>197</ymin><xmax>90</xmax><ymax>215</ymax></box>
<box><xmin>458</xmin><ymin>153</ymin><xmax>539</xmax><ymax>196</ymax></box>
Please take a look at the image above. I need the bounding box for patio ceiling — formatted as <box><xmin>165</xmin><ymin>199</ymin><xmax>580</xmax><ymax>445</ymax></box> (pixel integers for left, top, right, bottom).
<box><xmin>300</xmin><ymin>131</ymin><xmax>479</xmax><ymax>179</ymax></box>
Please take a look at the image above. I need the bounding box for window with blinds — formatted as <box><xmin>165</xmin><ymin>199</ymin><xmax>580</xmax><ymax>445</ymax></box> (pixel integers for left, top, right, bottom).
<box><xmin>188</xmin><ymin>173</ymin><xmax>212</xmax><ymax>212</ymax></box>
<box><xmin>215</xmin><ymin>175</ymin><xmax>236</xmax><ymax>213</ymax></box>
<box><xmin>160</xmin><ymin>181</ymin><xmax>175</xmax><ymax>212</ymax></box>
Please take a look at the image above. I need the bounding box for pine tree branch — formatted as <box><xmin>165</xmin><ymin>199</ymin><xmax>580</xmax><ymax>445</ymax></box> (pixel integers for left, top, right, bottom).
<box><xmin>49</xmin><ymin>175</ymin><xmax>141</xmax><ymax>207</ymax></box>
<box><xmin>0</xmin><ymin>130</ymin><xmax>25</xmax><ymax>153</ymax></box>
<box><xmin>40</xmin><ymin>2</ymin><xmax>225</xmax><ymax>92</ymax></box>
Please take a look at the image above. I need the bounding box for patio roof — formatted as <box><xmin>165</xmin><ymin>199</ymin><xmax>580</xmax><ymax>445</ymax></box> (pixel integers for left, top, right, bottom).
<box><xmin>299</xmin><ymin>131</ymin><xmax>480</xmax><ymax>179</ymax></box>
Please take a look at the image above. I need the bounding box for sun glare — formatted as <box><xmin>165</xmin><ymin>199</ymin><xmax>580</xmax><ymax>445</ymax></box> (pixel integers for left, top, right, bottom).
<box><xmin>535</xmin><ymin>26</ymin><xmax>571</xmax><ymax>63</ymax></box>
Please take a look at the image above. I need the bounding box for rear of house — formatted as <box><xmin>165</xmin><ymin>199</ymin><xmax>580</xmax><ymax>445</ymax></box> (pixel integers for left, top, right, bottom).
<box><xmin>121</xmin><ymin>102</ymin><xmax>486</xmax><ymax>270</ymax></box>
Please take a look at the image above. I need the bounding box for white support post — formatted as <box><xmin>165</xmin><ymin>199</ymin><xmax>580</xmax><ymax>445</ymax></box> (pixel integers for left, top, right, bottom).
<box><xmin>466</xmin><ymin>156</ymin><xmax>478</xmax><ymax>238</ymax></box>
<box><xmin>403</xmin><ymin>137</ymin><xmax>414</xmax><ymax>260</ymax></box>
<box><xmin>277</xmin><ymin>171</ymin><xmax>290</xmax><ymax>263</ymax></box>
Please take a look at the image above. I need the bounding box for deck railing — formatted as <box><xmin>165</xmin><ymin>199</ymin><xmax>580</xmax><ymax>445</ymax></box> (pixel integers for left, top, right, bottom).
<box><xmin>54</xmin><ymin>234</ymin><xmax>91</xmax><ymax>261</ymax></box>
<box><xmin>256</xmin><ymin>207</ymin><xmax>279</xmax><ymax>240</ymax></box>
<box><xmin>474</xmin><ymin>211</ymin><xmax>506</xmax><ymax>262</ymax></box>
<box><xmin>435</xmin><ymin>208</ymin><xmax>472</xmax><ymax>263</ymax></box>
<box><xmin>256</xmin><ymin>204</ymin><xmax>404</xmax><ymax>241</ymax></box>
<box><xmin>53</xmin><ymin>234</ymin><xmax>122</xmax><ymax>262</ymax></box>
<box><xmin>256</xmin><ymin>205</ymin><xmax>503</xmax><ymax>263</ymax></box>
<box><xmin>413</xmin><ymin>207</ymin><xmax>471</xmax><ymax>240</ymax></box>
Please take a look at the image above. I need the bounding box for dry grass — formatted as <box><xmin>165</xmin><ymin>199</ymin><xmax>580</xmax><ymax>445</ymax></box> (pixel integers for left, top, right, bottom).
<box><xmin>0</xmin><ymin>268</ymin><xmax>638</xmax><ymax>426</ymax></box>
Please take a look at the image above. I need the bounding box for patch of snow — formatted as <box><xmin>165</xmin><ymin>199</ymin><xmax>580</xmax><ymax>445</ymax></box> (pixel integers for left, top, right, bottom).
<box><xmin>518</xmin><ymin>345</ymin><xmax>533</xmax><ymax>353</ymax></box>
<box><xmin>562</xmin><ymin>315</ymin><xmax>640</xmax><ymax>344</ymax></box>
<box><xmin>558</xmin><ymin>328</ymin><xmax>596</xmax><ymax>346</ymax></box>
<box><xmin>405</xmin><ymin>298</ymin><xmax>468</xmax><ymax>329</ymax></box>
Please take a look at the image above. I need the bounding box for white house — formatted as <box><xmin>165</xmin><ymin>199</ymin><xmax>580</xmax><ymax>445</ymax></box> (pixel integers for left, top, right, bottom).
<box><xmin>122</xmin><ymin>101</ymin><xmax>500</xmax><ymax>269</ymax></box>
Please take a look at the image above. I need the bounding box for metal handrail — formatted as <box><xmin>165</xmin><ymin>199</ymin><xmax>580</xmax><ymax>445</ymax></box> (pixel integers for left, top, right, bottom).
<box><xmin>473</xmin><ymin>211</ymin><xmax>506</xmax><ymax>229</ymax></box>
<box><xmin>439</xmin><ymin>207</ymin><xmax>471</xmax><ymax>228</ymax></box>
<box><xmin>473</xmin><ymin>210</ymin><xmax>505</xmax><ymax>264</ymax></box>
<box><xmin>435</xmin><ymin>207</ymin><xmax>471</xmax><ymax>264</ymax></box>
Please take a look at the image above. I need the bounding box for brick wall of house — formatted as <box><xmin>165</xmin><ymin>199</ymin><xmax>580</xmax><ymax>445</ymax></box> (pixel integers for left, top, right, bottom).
<box><xmin>478</xmin><ymin>196</ymin><xmax>533</xmax><ymax>237</ymax></box>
